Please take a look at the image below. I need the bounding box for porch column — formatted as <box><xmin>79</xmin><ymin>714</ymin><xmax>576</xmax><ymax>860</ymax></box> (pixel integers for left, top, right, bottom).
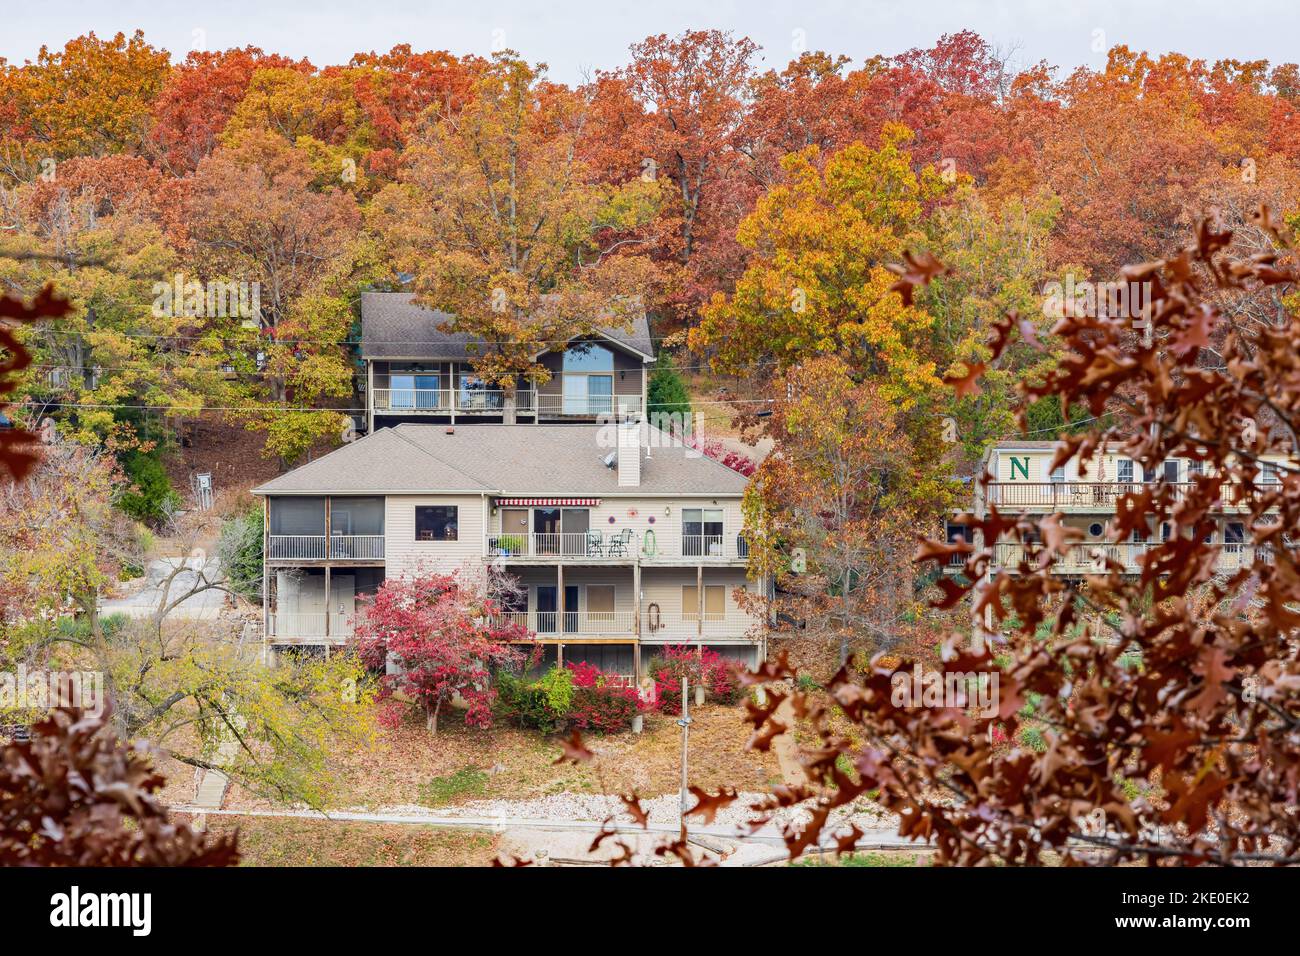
<box><xmin>324</xmin><ymin>564</ymin><xmax>331</xmax><ymax>641</ymax></box>
<box><xmin>557</xmin><ymin>562</ymin><xmax>564</xmax><ymax>636</ymax></box>
<box><xmin>633</xmin><ymin>561</ymin><xmax>642</xmax><ymax>683</ymax></box>
<box><xmin>261</xmin><ymin>497</ymin><xmax>269</xmax><ymax>652</ymax></box>
<box><xmin>449</xmin><ymin>361</ymin><xmax>457</xmax><ymax>425</ymax></box>
<box><xmin>696</xmin><ymin>563</ymin><xmax>704</xmax><ymax>657</ymax></box>
<box><xmin>366</xmin><ymin>360</ymin><xmax>374</xmax><ymax>435</ymax></box>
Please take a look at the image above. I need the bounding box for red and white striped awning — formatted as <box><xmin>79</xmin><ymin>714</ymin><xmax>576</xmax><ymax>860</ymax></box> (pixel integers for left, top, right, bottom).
<box><xmin>495</xmin><ymin>497</ymin><xmax>601</xmax><ymax>507</ymax></box>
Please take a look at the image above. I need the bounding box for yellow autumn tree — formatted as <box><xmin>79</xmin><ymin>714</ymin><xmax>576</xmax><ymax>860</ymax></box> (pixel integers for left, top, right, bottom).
<box><xmin>692</xmin><ymin>124</ymin><xmax>952</xmax><ymax>409</ymax></box>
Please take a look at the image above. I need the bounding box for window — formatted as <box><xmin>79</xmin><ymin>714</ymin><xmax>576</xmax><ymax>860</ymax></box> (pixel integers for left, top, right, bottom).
<box><xmin>1163</xmin><ymin>459</ymin><xmax>1180</xmax><ymax>483</ymax></box>
<box><xmin>1225</xmin><ymin>522</ymin><xmax>1245</xmax><ymax>545</ymax></box>
<box><xmin>330</xmin><ymin>497</ymin><xmax>384</xmax><ymax>536</ymax></box>
<box><xmin>1088</xmin><ymin>522</ymin><xmax>1104</xmax><ymax>537</ymax></box>
<box><xmin>682</xmin><ymin>585</ymin><xmax>725</xmax><ymax>622</ymax></box>
<box><xmin>1050</xmin><ymin>465</ymin><xmax>1066</xmax><ymax>482</ymax></box>
<box><xmin>415</xmin><ymin>506</ymin><xmax>458</xmax><ymax>541</ymax></box>
<box><xmin>459</xmin><ymin>374</ymin><xmax>501</xmax><ymax>410</ymax></box>
<box><xmin>683</xmin><ymin>508</ymin><xmax>725</xmax><ymax>556</ymax></box>
<box><xmin>586</xmin><ymin>585</ymin><xmax>616</xmax><ymax>624</ymax></box>
<box><xmin>561</xmin><ymin>343</ymin><xmax>615</xmax><ymax>415</ymax></box>
<box><xmin>1188</xmin><ymin>459</ymin><xmax>1204</xmax><ymax>478</ymax></box>
<box><xmin>269</xmin><ymin>497</ymin><xmax>326</xmax><ymax>536</ymax></box>
<box><xmin>1117</xmin><ymin>459</ymin><xmax>1134</xmax><ymax>483</ymax></box>
<box><xmin>390</xmin><ymin>371</ymin><xmax>440</xmax><ymax>409</ymax></box>
<box><xmin>1261</xmin><ymin>462</ymin><xmax>1281</xmax><ymax>484</ymax></box>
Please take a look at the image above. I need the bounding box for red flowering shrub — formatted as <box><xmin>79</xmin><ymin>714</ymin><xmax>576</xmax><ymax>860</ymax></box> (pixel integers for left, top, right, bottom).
<box><xmin>648</xmin><ymin>645</ymin><xmax>741</xmax><ymax>713</ymax></box>
<box><xmin>566</xmin><ymin>661</ymin><xmax>643</xmax><ymax>734</ymax></box>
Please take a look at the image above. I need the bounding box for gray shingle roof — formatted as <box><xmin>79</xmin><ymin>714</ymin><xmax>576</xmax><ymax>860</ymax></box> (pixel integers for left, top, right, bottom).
<box><xmin>252</xmin><ymin>424</ymin><xmax>750</xmax><ymax>497</ymax></box>
<box><xmin>360</xmin><ymin>292</ymin><xmax>655</xmax><ymax>361</ymax></box>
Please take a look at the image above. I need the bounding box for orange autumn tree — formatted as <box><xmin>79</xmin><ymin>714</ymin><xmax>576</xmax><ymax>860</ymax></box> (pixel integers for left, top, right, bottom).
<box><xmin>371</xmin><ymin>53</ymin><xmax>661</xmax><ymax>422</ymax></box>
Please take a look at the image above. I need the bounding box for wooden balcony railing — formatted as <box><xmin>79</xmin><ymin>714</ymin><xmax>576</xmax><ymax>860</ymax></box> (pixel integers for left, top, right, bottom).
<box><xmin>991</xmin><ymin>541</ymin><xmax>1274</xmax><ymax>574</ymax></box>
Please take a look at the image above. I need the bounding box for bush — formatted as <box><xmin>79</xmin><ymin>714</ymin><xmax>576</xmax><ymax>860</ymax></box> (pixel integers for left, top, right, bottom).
<box><xmin>495</xmin><ymin>666</ymin><xmax>574</xmax><ymax>732</ymax></box>
<box><xmin>647</xmin><ymin>645</ymin><xmax>742</xmax><ymax>713</ymax></box>
<box><xmin>566</xmin><ymin>662</ymin><xmax>643</xmax><ymax>734</ymax></box>
<box><xmin>647</xmin><ymin>357</ymin><xmax>692</xmax><ymax>421</ymax></box>
<box><xmin>116</xmin><ymin>449</ymin><xmax>180</xmax><ymax>525</ymax></box>
<box><xmin>496</xmin><ymin>662</ymin><xmax>641</xmax><ymax>734</ymax></box>
<box><xmin>218</xmin><ymin>505</ymin><xmax>264</xmax><ymax>601</ymax></box>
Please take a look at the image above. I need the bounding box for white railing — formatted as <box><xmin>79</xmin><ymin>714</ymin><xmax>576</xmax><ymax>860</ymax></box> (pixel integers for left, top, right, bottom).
<box><xmin>268</xmin><ymin>535</ymin><xmax>384</xmax><ymax>560</ymax></box>
<box><xmin>269</xmin><ymin>612</ymin><xmax>327</xmax><ymax>639</ymax></box>
<box><xmin>268</xmin><ymin>535</ymin><xmax>327</xmax><ymax>560</ymax></box>
<box><xmin>372</xmin><ymin>388</ymin><xmax>536</xmax><ymax>415</ymax></box>
<box><xmin>493</xmin><ymin>610</ymin><xmax>638</xmax><ymax>635</ymax></box>
<box><xmin>536</xmin><ymin>394</ymin><xmax>643</xmax><ymax>418</ymax></box>
<box><xmin>681</xmin><ymin>534</ymin><xmax>726</xmax><ymax>558</ymax></box>
<box><xmin>329</xmin><ymin>534</ymin><xmax>385</xmax><ymax>560</ymax></box>
<box><xmin>486</xmin><ymin>531</ymin><xmax>639</xmax><ymax>559</ymax></box>
<box><xmin>268</xmin><ymin>612</ymin><xmax>357</xmax><ymax>642</ymax></box>
<box><xmin>992</xmin><ymin>541</ymin><xmax>1274</xmax><ymax>574</ymax></box>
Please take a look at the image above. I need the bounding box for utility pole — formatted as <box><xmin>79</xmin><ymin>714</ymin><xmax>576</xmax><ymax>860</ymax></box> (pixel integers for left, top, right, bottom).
<box><xmin>677</xmin><ymin>675</ymin><xmax>691</xmax><ymax>842</ymax></box>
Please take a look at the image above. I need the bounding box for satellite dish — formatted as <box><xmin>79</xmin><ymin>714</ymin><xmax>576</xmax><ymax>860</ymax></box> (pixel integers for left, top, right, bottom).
<box><xmin>602</xmin><ymin>451</ymin><xmax>617</xmax><ymax>468</ymax></box>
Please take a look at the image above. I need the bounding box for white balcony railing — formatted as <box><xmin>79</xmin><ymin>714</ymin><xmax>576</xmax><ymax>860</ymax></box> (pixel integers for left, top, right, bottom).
<box><xmin>268</xmin><ymin>612</ymin><xmax>357</xmax><ymax>643</ymax></box>
<box><xmin>986</xmin><ymin>481</ymin><xmax>1249</xmax><ymax>509</ymax></box>
<box><xmin>486</xmin><ymin>532</ymin><xmax>639</xmax><ymax>559</ymax></box>
<box><xmin>536</xmin><ymin>394</ymin><xmax>643</xmax><ymax>418</ymax></box>
<box><xmin>485</xmin><ymin>531</ymin><xmax>751</xmax><ymax>561</ymax></box>
<box><xmin>372</xmin><ymin>388</ymin><xmax>536</xmax><ymax>415</ymax></box>
<box><xmin>329</xmin><ymin>534</ymin><xmax>385</xmax><ymax>560</ymax></box>
<box><xmin>268</xmin><ymin>535</ymin><xmax>384</xmax><ymax>560</ymax></box>
<box><xmin>991</xmin><ymin>541</ymin><xmax>1274</xmax><ymax>574</ymax></box>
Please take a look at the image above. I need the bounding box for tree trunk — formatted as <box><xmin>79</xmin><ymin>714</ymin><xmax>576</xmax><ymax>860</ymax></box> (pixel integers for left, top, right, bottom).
<box><xmin>426</xmin><ymin>697</ymin><xmax>442</xmax><ymax>735</ymax></box>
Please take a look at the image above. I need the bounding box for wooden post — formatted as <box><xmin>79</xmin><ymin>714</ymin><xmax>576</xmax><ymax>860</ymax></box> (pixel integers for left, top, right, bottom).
<box><xmin>678</xmin><ymin>675</ymin><xmax>690</xmax><ymax>842</ymax></box>
<box><xmin>261</xmin><ymin>496</ymin><xmax>269</xmax><ymax>656</ymax></box>
<box><xmin>450</xmin><ymin>361</ymin><xmax>457</xmax><ymax>425</ymax></box>
<box><xmin>556</xmin><ymin>642</ymin><xmax>564</xmax><ymax>669</ymax></box>
<box><xmin>366</xmin><ymin>360</ymin><xmax>374</xmax><ymax>435</ymax></box>
<box><xmin>633</xmin><ymin>561</ymin><xmax>642</xmax><ymax>684</ymax></box>
<box><xmin>557</xmin><ymin>562</ymin><xmax>565</xmax><ymax>634</ymax></box>
<box><xmin>324</xmin><ymin>564</ymin><xmax>331</xmax><ymax>641</ymax></box>
<box><xmin>696</xmin><ymin>563</ymin><xmax>704</xmax><ymax>657</ymax></box>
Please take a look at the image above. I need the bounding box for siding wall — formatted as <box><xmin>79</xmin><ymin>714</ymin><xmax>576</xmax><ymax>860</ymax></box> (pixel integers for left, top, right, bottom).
<box><xmin>385</xmin><ymin>494</ymin><xmax>489</xmax><ymax>579</ymax></box>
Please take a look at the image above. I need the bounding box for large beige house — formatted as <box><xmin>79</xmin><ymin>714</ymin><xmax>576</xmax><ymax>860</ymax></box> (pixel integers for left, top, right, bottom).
<box><xmin>252</xmin><ymin>421</ymin><xmax>765</xmax><ymax>679</ymax></box>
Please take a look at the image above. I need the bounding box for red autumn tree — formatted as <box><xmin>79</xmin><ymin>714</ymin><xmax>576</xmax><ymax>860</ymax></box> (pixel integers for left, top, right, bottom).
<box><xmin>352</xmin><ymin>572</ymin><xmax>529</xmax><ymax>734</ymax></box>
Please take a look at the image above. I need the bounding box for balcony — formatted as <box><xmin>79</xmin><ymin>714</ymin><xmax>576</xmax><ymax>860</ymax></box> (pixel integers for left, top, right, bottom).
<box><xmin>991</xmin><ymin>541</ymin><xmax>1273</xmax><ymax>575</ymax></box>
<box><xmin>372</xmin><ymin>388</ymin><xmax>536</xmax><ymax>416</ymax></box>
<box><xmin>484</xmin><ymin>531</ymin><xmax>751</xmax><ymax>562</ymax></box>
<box><xmin>536</xmin><ymin>394</ymin><xmax>643</xmax><ymax>419</ymax></box>
<box><xmin>267</xmin><ymin>534</ymin><xmax>385</xmax><ymax>561</ymax></box>
<box><xmin>494</xmin><ymin>610</ymin><xmax>638</xmax><ymax>637</ymax></box>
<box><xmin>985</xmin><ymin>481</ymin><xmax>1255</xmax><ymax>510</ymax></box>
<box><xmin>268</xmin><ymin>612</ymin><xmax>355</xmax><ymax>644</ymax></box>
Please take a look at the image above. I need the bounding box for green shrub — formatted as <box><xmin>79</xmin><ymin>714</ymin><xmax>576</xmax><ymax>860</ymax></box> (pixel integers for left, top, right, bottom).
<box><xmin>117</xmin><ymin>450</ymin><xmax>180</xmax><ymax>525</ymax></box>
<box><xmin>219</xmin><ymin>505</ymin><xmax>265</xmax><ymax>601</ymax></box>
<box><xmin>647</xmin><ymin>357</ymin><xmax>692</xmax><ymax>423</ymax></box>
<box><xmin>495</xmin><ymin>667</ymin><xmax>574</xmax><ymax>732</ymax></box>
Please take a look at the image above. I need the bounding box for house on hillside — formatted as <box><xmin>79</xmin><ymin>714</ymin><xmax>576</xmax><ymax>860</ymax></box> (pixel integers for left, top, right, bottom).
<box><xmin>360</xmin><ymin>292</ymin><xmax>655</xmax><ymax>430</ymax></box>
<box><xmin>945</xmin><ymin>440</ymin><xmax>1292</xmax><ymax>577</ymax></box>
<box><xmin>251</xmin><ymin>421</ymin><xmax>766</xmax><ymax>680</ymax></box>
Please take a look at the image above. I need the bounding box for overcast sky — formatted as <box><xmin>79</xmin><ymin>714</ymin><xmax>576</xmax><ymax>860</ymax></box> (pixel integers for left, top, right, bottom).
<box><xmin>3</xmin><ymin>0</ymin><xmax>1297</xmax><ymax>83</ymax></box>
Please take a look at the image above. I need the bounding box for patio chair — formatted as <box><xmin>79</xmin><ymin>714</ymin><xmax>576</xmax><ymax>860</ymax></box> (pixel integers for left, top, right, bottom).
<box><xmin>607</xmin><ymin>529</ymin><xmax>633</xmax><ymax>557</ymax></box>
<box><xmin>586</xmin><ymin>531</ymin><xmax>605</xmax><ymax>557</ymax></box>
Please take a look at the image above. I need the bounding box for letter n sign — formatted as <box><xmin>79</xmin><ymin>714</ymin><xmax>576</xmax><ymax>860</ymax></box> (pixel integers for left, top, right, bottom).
<box><xmin>1009</xmin><ymin>456</ymin><xmax>1030</xmax><ymax>480</ymax></box>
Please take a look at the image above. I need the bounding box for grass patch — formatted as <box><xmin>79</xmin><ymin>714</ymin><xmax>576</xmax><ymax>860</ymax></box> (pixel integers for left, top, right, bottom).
<box><xmin>418</xmin><ymin>766</ymin><xmax>490</xmax><ymax>806</ymax></box>
<box><xmin>182</xmin><ymin>816</ymin><xmax>500</xmax><ymax>866</ymax></box>
<box><xmin>791</xmin><ymin>851</ymin><xmax>919</xmax><ymax>867</ymax></box>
